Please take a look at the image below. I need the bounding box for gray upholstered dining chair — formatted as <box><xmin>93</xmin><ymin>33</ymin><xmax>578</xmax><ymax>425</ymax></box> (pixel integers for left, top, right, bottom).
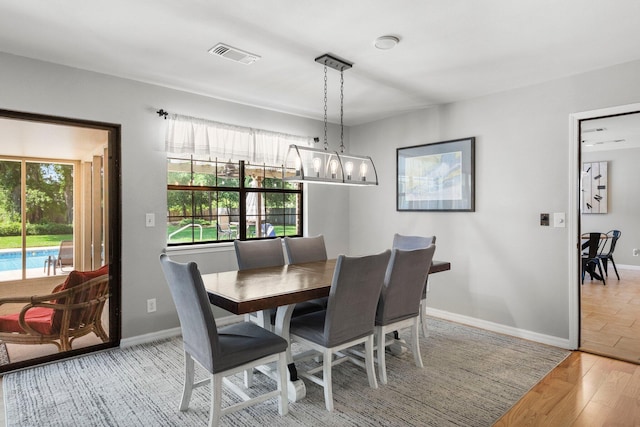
<box><xmin>375</xmin><ymin>245</ymin><xmax>436</xmax><ymax>384</ymax></box>
<box><xmin>288</xmin><ymin>250</ymin><xmax>391</xmax><ymax>411</ymax></box>
<box><xmin>234</xmin><ymin>238</ymin><xmax>285</xmax><ymax>271</ymax></box>
<box><xmin>283</xmin><ymin>235</ymin><xmax>328</xmax><ymax>264</ymax></box>
<box><xmin>283</xmin><ymin>235</ymin><xmax>329</xmax><ymax>311</ymax></box>
<box><xmin>391</xmin><ymin>233</ymin><xmax>436</xmax><ymax>337</ymax></box>
<box><xmin>234</xmin><ymin>238</ymin><xmax>286</xmax><ymax>329</ymax></box>
<box><xmin>159</xmin><ymin>254</ymin><xmax>288</xmax><ymax>427</ymax></box>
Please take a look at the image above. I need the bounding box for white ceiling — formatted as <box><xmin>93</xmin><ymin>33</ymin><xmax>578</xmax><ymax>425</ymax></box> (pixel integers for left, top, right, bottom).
<box><xmin>581</xmin><ymin>112</ymin><xmax>640</xmax><ymax>152</ymax></box>
<box><xmin>0</xmin><ymin>118</ymin><xmax>108</xmax><ymax>161</ymax></box>
<box><xmin>2</xmin><ymin>1</ymin><xmax>640</xmax><ymax>126</ymax></box>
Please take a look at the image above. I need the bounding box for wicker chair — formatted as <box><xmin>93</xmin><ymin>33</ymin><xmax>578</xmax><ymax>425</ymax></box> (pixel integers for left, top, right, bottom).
<box><xmin>0</xmin><ymin>265</ymin><xmax>110</xmax><ymax>352</ymax></box>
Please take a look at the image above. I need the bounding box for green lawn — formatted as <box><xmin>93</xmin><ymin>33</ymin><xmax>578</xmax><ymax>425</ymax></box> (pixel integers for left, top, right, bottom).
<box><xmin>167</xmin><ymin>224</ymin><xmax>298</xmax><ymax>243</ymax></box>
<box><xmin>0</xmin><ymin>234</ymin><xmax>73</xmax><ymax>250</ymax></box>
<box><xmin>0</xmin><ymin>225</ymin><xmax>299</xmax><ymax>248</ymax></box>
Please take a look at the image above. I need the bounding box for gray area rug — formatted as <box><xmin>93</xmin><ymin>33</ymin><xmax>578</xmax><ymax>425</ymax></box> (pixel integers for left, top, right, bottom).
<box><xmin>3</xmin><ymin>317</ymin><xmax>569</xmax><ymax>426</ymax></box>
<box><xmin>0</xmin><ymin>342</ymin><xmax>9</xmax><ymax>366</ymax></box>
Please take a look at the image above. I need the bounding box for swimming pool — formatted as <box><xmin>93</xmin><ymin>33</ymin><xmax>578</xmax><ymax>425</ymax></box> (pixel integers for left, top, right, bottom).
<box><xmin>0</xmin><ymin>248</ymin><xmax>59</xmax><ymax>272</ymax></box>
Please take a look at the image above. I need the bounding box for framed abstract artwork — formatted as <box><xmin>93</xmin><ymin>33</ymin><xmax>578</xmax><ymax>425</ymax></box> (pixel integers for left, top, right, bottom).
<box><xmin>397</xmin><ymin>137</ymin><xmax>475</xmax><ymax>212</ymax></box>
<box><xmin>581</xmin><ymin>161</ymin><xmax>608</xmax><ymax>213</ymax></box>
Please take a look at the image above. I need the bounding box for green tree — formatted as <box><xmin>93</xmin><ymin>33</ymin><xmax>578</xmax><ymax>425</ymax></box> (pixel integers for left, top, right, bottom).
<box><xmin>0</xmin><ymin>160</ymin><xmax>21</xmax><ymax>222</ymax></box>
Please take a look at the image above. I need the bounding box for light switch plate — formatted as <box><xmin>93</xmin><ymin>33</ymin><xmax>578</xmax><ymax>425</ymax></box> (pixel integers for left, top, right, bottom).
<box><xmin>145</xmin><ymin>213</ymin><xmax>155</xmax><ymax>227</ymax></box>
<box><xmin>553</xmin><ymin>212</ymin><xmax>565</xmax><ymax>228</ymax></box>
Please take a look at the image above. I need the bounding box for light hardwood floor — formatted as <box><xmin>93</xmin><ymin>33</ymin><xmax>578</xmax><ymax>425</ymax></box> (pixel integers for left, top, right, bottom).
<box><xmin>495</xmin><ymin>351</ymin><xmax>640</xmax><ymax>426</ymax></box>
<box><xmin>581</xmin><ymin>267</ymin><xmax>640</xmax><ymax>364</ymax></box>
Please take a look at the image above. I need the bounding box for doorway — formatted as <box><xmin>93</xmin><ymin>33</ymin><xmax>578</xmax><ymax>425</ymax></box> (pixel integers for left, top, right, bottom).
<box><xmin>570</xmin><ymin>104</ymin><xmax>640</xmax><ymax>364</ymax></box>
<box><xmin>0</xmin><ymin>109</ymin><xmax>121</xmax><ymax>372</ymax></box>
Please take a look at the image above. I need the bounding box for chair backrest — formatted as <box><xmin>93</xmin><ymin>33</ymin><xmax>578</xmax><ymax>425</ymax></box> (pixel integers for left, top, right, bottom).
<box><xmin>159</xmin><ymin>254</ymin><xmax>219</xmax><ymax>371</ymax></box>
<box><xmin>52</xmin><ymin>264</ymin><xmax>110</xmax><ymax>329</ymax></box>
<box><xmin>58</xmin><ymin>240</ymin><xmax>74</xmax><ymax>267</ymax></box>
<box><xmin>376</xmin><ymin>246</ymin><xmax>436</xmax><ymax>325</ymax></box>
<box><xmin>582</xmin><ymin>233</ymin><xmax>605</xmax><ymax>259</ymax></box>
<box><xmin>602</xmin><ymin>229</ymin><xmax>621</xmax><ymax>256</ymax></box>
<box><xmin>217</xmin><ymin>215</ymin><xmax>231</xmax><ymax>230</ymax></box>
<box><xmin>392</xmin><ymin>233</ymin><xmax>436</xmax><ymax>250</ymax></box>
<box><xmin>323</xmin><ymin>250</ymin><xmax>391</xmax><ymax>347</ymax></box>
<box><xmin>283</xmin><ymin>235</ymin><xmax>328</xmax><ymax>264</ymax></box>
<box><xmin>234</xmin><ymin>238</ymin><xmax>285</xmax><ymax>270</ymax></box>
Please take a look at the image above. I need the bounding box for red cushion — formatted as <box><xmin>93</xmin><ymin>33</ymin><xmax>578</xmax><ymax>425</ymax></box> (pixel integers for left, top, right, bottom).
<box><xmin>56</xmin><ymin>264</ymin><xmax>110</xmax><ymax>295</ymax></box>
<box><xmin>0</xmin><ymin>307</ymin><xmax>57</xmax><ymax>335</ymax></box>
<box><xmin>52</xmin><ymin>264</ymin><xmax>109</xmax><ymax>329</ymax></box>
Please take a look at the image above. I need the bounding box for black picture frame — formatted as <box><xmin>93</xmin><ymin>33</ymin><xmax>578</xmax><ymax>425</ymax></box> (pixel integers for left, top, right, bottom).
<box><xmin>397</xmin><ymin>137</ymin><xmax>475</xmax><ymax>212</ymax></box>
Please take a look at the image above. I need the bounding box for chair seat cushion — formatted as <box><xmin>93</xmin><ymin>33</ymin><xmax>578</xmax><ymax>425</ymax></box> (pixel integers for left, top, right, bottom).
<box><xmin>215</xmin><ymin>321</ymin><xmax>288</xmax><ymax>373</ymax></box>
<box><xmin>289</xmin><ymin>310</ymin><xmax>328</xmax><ymax>346</ymax></box>
<box><xmin>0</xmin><ymin>307</ymin><xmax>57</xmax><ymax>336</ymax></box>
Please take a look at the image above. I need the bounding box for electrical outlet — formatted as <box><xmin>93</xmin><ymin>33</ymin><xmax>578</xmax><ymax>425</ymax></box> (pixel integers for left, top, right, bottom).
<box><xmin>147</xmin><ymin>298</ymin><xmax>157</xmax><ymax>313</ymax></box>
<box><xmin>633</xmin><ymin>248</ymin><xmax>639</xmax><ymax>257</ymax></box>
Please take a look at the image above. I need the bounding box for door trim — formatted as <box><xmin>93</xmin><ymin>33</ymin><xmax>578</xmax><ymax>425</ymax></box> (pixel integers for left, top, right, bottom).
<box><xmin>568</xmin><ymin>102</ymin><xmax>640</xmax><ymax>349</ymax></box>
<box><xmin>0</xmin><ymin>108</ymin><xmax>121</xmax><ymax>372</ymax></box>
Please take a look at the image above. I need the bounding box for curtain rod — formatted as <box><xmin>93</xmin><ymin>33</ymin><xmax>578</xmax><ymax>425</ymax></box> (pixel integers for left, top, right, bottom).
<box><xmin>156</xmin><ymin>108</ymin><xmax>318</xmax><ymax>143</ymax></box>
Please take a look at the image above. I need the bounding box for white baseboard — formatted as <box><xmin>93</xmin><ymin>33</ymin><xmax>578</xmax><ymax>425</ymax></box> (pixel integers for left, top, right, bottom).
<box><xmin>120</xmin><ymin>315</ymin><xmax>243</xmax><ymax>348</ymax></box>
<box><xmin>122</xmin><ymin>311</ymin><xmax>571</xmax><ymax>351</ymax></box>
<box><xmin>618</xmin><ymin>264</ymin><xmax>640</xmax><ymax>271</ymax></box>
<box><xmin>425</xmin><ymin>307</ymin><xmax>572</xmax><ymax>350</ymax></box>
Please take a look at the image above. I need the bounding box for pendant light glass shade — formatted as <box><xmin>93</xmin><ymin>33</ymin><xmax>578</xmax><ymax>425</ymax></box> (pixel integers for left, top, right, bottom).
<box><xmin>284</xmin><ymin>144</ymin><xmax>378</xmax><ymax>185</ymax></box>
<box><xmin>283</xmin><ymin>53</ymin><xmax>378</xmax><ymax>186</ymax></box>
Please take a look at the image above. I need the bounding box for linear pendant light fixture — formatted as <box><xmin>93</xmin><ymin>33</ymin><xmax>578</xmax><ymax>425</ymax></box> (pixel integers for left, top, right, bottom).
<box><xmin>284</xmin><ymin>54</ymin><xmax>378</xmax><ymax>186</ymax></box>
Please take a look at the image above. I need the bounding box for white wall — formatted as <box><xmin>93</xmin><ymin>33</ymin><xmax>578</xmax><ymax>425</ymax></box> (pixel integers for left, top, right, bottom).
<box><xmin>0</xmin><ymin>52</ymin><xmax>350</xmax><ymax>338</ymax></box>
<box><xmin>349</xmin><ymin>59</ymin><xmax>640</xmax><ymax>341</ymax></box>
<box><xmin>582</xmin><ymin>146</ymin><xmax>640</xmax><ymax>267</ymax></box>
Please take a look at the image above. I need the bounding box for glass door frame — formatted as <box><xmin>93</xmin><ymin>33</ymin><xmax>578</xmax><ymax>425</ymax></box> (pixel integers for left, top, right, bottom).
<box><xmin>0</xmin><ymin>108</ymin><xmax>121</xmax><ymax>372</ymax></box>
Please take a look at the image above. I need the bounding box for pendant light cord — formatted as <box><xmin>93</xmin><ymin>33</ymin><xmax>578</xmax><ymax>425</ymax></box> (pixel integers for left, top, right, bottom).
<box><xmin>340</xmin><ymin>69</ymin><xmax>345</xmax><ymax>153</ymax></box>
<box><xmin>323</xmin><ymin>65</ymin><xmax>329</xmax><ymax>151</ymax></box>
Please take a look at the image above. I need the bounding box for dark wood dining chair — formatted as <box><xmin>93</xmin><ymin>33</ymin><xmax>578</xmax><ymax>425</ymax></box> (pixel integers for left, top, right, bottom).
<box><xmin>581</xmin><ymin>233</ymin><xmax>606</xmax><ymax>285</ymax></box>
<box><xmin>375</xmin><ymin>245</ymin><xmax>436</xmax><ymax>384</ymax></box>
<box><xmin>289</xmin><ymin>250</ymin><xmax>391</xmax><ymax>411</ymax></box>
<box><xmin>159</xmin><ymin>254</ymin><xmax>288</xmax><ymax>427</ymax></box>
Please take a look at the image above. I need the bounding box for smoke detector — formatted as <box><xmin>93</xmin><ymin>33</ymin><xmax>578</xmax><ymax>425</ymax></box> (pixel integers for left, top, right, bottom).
<box><xmin>208</xmin><ymin>43</ymin><xmax>261</xmax><ymax>65</ymax></box>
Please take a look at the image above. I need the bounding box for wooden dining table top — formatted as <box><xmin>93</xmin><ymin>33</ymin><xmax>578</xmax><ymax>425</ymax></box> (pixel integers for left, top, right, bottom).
<box><xmin>202</xmin><ymin>259</ymin><xmax>451</xmax><ymax>315</ymax></box>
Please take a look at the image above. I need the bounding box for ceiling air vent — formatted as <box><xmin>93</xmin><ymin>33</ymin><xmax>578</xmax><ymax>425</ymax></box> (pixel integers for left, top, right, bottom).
<box><xmin>208</xmin><ymin>43</ymin><xmax>261</xmax><ymax>65</ymax></box>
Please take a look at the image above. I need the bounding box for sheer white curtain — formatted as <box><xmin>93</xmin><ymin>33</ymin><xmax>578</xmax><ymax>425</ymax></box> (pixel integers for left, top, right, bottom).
<box><xmin>164</xmin><ymin>114</ymin><xmax>313</xmax><ymax>166</ymax></box>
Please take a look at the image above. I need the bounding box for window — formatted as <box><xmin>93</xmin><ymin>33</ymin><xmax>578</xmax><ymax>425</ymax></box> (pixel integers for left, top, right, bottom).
<box><xmin>167</xmin><ymin>156</ymin><xmax>302</xmax><ymax>245</ymax></box>
<box><xmin>0</xmin><ymin>158</ymin><xmax>75</xmax><ymax>280</ymax></box>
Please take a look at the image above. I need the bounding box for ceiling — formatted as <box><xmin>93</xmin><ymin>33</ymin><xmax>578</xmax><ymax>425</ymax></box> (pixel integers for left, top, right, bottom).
<box><xmin>2</xmin><ymin>1</ymin><xmax>640</xmax><ymax>127</ymax></box>
<box><xmin>581</xmin><ymin>112</ymin><xmax>640</xmax><ymax>152</ymax></box>
<box><xmin>0</xmin><ymin>118</ymin><xmax>108</xmax><ymax>161</ymax></box>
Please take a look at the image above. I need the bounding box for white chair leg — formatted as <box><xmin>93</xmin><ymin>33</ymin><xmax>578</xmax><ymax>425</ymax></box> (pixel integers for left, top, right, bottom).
<box><xmin>376</xmin><ymin>327</ymin><xmax>388</xmax><ymax>385</ymax></box>
<box><xmin>323</xmin><ymin>349</ymin><xmax>334</xmax><ymax>411</ymax></box>
<box><xmin>209</xmin><ymin>374</ymin><xmax>222</xmax><ymax>427</ymax></box>
<box><xmin>365</xmin><ymin>335</ymin><xmax>378</xmax><ymax>390</ymax></box>
<box><xmin>243</xmin><ymin>368</ymin><xmax>254</xmax><ymax>388</ymax></box>
<box><xmin>420</xmin><ymin>298</ymin><xmax>428</xmax><ymax>337</ymax></box>
<box><xmin>277</xmin><ymin>353</ymin><xmax>289</xmax><ymax>416</ymax></box>
<box><xmin>180</xmin><ymin>351</ymin><xmax>195</xmax><ymax>411</ymax></box>
<box><xmin>411</xmin><ymin>319</ymin><xmax>424</xmax><ymax>368</ymax></box>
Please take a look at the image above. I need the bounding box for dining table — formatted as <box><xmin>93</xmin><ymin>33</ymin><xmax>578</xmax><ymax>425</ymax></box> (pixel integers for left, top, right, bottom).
<box><xmin>202</xmin><ymin>258</ymin><xmax>451</xmax><ymax>401</ymax></box>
